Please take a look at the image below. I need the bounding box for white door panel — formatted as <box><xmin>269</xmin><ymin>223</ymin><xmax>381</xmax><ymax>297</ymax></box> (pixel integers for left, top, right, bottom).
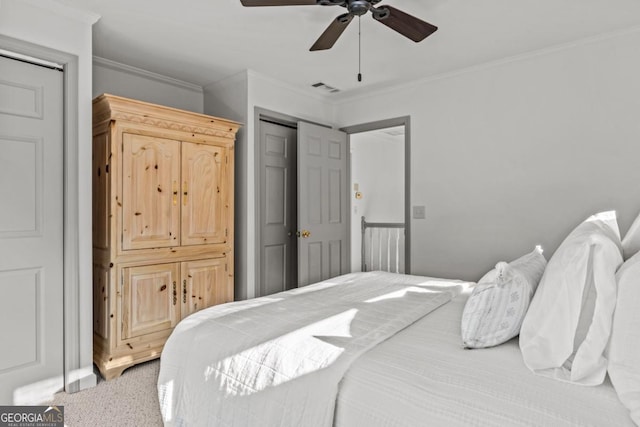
<box><xmin>0</xmin><ymin>55</ymin><xmax>64</xmax><ymax>404</ymax></box>
<box><xmin>297</xmin><ymin>122</ymin><xmax>348</xmax><ymax>286</ymax></box>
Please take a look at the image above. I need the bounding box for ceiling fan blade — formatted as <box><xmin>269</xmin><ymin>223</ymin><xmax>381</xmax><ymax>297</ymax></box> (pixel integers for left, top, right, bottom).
<box><xmin>310</xmin><ymin>14</ymin><xmax>354</xmax><ymax>51</ymax></box>
<box><xmin>240</xmin><ymin>0</ymin><xmax>317</xmax><ymax>6</ymax></box>
<box><xmin>372</xmin><ymin>5</ymin><xmax>437</xmax><ymax>42</ymax></box>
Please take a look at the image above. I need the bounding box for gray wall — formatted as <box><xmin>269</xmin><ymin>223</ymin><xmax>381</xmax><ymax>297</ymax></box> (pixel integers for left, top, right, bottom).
<box><xmin>203</xmin><ymin>72</ymin><xmax>249</xmax><ymax>300</ymax></box>
<box><xmin>334</xmin><ymin>29</ymin><xmax>640</xmax><ymax>281</ymax></box>
<box><xmin>93</xmin><ymin>57</ymin><xmax>204</xmax><ymax>113</ymax></box>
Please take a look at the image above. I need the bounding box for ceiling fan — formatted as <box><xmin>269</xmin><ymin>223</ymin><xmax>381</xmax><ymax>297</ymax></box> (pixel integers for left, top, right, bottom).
<box><xmin>239</xmin><ymin>0</ymin><xmax>438</xmax><ymax>52</ymax></box>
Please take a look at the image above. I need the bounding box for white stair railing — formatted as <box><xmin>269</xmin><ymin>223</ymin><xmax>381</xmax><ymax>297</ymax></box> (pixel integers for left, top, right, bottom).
<box><xmin>361</xmin><ymin>216</ymin><xmax>405</xmax><ymax>273</ymax></box>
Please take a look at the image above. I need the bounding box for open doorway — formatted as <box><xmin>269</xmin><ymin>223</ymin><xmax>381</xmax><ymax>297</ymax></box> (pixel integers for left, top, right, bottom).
<box><xmin>342</xmin><ymin>117</ymin><xmax>411</xmax><ymax>274</ymax></box>
<box><xmin>350</xmin><ymin>126</ymin><xmax>405</xmax><ymax>273</ymax></box>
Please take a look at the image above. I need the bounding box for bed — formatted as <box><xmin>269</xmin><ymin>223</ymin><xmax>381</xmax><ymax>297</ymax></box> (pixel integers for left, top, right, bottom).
<box><xmin>157</xmin><ymin>270</ymin><xmax>635</xmax><ymax>427</ymax></box>
<box><xmin>158</xmin><ymin>207</ymin><xmax>640</xmax><ymax>427</ymax></box>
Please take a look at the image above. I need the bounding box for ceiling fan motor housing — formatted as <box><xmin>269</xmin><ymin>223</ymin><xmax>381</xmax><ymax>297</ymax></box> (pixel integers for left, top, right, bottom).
<box><xmin>348</xmin><ymin>0</ymin><xmax>372</xmax><ymax>16</ymax></box>
<box><xmin>316</xmin><ymin>0</ymin><xmax>383</xmax><ymax>16</ymax></box>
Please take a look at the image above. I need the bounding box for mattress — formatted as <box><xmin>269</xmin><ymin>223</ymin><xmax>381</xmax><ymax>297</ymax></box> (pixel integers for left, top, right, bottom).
<box><xmin>335</xmin><ymin>290</ymin><xmax>635</xmax><ymax>427</ymax></box>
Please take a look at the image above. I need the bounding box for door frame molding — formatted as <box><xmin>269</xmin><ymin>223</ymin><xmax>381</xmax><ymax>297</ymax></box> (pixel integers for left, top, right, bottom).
<box><xmin>340</xmin><ymin>116</ymin><xmax>412</xmax><ymax>274</ymax></box>
<box><xmin>0</xmin><ymin>35</ymin><xmax>94</xmax><ymax>393</ymax></box>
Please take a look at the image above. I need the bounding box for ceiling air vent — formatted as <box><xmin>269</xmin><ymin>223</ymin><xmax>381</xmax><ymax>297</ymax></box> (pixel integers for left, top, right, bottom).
<box><xmin>311</xmin><ymin>82</ymin><xmax>340</xmax><ymax>94</ymax></box>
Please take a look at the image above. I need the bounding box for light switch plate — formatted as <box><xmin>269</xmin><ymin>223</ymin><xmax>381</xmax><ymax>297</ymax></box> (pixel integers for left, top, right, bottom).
<box><xmin>413</xmin><ymin>205</ymin><xmax>426</xmax><ymax>219</ymax></box>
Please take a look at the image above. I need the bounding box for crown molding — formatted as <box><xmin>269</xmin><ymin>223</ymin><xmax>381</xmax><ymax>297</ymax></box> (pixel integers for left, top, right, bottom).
<box><xmin>203</xmin><ymin>70</ymin><xmax>249</xmax><ymax>91</ymax></box>
<box><xmin>246</xmin><ymin>69</ymin><xmax>330</xmax><ymax>103</ymax></box>
<box><xmin>93</xmin><ymin>56</ymin><xmax>203</xmax><ymax>93</ymax></box>
<box><xmin>22</xmin><ymin>0</ymin><xmax>100</xmax><ymax>25</ymax></box>
<box><xmin>333</xmin><ymin>24</ymin><xmax>640</xmax><ymax>106</ymax></box>
<box><xmin>204</xmin><ymin>69</ymin><xmax>333</xmax><ymax>104</ymax></box>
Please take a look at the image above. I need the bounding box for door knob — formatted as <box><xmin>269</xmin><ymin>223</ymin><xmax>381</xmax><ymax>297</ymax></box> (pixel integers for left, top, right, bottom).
<box><xmin>301</xmin><ymin>230</ymin><xmax>311</xmax><ymax>238</ymax></box>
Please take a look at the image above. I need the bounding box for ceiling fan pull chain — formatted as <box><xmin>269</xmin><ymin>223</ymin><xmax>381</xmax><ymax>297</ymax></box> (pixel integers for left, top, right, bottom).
<box><xmin>358</xmin><ymin>15</ymin><xmax>362</xmax><ymax>82</ymax></box>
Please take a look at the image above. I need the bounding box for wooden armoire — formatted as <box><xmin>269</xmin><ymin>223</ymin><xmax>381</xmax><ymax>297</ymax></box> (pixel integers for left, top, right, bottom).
<box><xmin>92</xmin><ymin>94</ymin><xmax>240</xmax><ymax>379</ymax></box>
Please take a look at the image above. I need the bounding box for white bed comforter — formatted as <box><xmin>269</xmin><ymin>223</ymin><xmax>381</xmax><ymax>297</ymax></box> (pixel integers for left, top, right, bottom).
<box><xmin>335</xmin><ymin>291</ymin><xmax>635</xmax><ymax>427</ymax></box>
<box><xmin>158</xmin><ymin>271</ymin><xmax>467</xmax><ymax>427</ymax></box>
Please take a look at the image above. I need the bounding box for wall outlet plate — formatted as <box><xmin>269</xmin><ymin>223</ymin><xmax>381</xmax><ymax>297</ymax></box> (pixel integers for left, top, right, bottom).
<box><xmin>413</xmin><ymin>205</ymin><xmax>426</xmax><ymax>219</ymax></box>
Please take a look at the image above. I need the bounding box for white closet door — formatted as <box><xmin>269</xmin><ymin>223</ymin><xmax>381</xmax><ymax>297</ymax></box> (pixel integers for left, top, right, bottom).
<box><xmin>0</xmin><ymin>55</ymin><xmax>64</xmax><ymax>404</ymax></box>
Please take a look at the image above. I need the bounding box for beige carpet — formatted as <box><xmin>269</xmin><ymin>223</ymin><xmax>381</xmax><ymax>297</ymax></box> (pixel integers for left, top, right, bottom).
<box><xmin>48</xmin><ymin>360</ymin><xmax>163</xmax><ymax>427</ymax></box>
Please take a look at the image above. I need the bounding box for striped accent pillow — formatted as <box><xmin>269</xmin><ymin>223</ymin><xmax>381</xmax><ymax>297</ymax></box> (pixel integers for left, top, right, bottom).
<box><xmin>461</xmin><ymin>247</ymin><xmax>547</xmax><ymax>349</ymax></box>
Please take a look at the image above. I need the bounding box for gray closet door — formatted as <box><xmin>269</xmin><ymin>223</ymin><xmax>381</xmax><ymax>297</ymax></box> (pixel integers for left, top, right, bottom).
<box><xmin>0</xmin><ymin>55</ymin><xmax>64</xmax><ymax>404</ymax></box>
<box><xmin>297</xmin><ymin>122</ymin><xmax>348</xmax><ymax>286</ymax></box>
<box><xmin>260</xmin><ymin>120</ymin><xmax>297</xmax><ymax>296</ymax></box>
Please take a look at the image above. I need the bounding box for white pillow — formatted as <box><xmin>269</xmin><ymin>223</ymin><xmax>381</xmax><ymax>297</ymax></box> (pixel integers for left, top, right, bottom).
<box><xmin>461</xmin><ymin>247</ymin><xmax>546</xmax><ymax>349</ymax></box>
<box><xmin>519</xmin><ymin>211</ymin><xmax>623</xmax><ymax>385</ymax></box>
<box><xmin>622</xmin><ymin>209</ymin><xmax>640</xmax><ymax>260</ymax></box>
<box><xmin>608</xmin><ymin>251</ymin><xmax>640</xmax><ymax>425</ymax></box>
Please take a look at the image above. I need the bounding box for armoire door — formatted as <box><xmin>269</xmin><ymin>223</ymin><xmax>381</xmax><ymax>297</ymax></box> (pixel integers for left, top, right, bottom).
<box><xmin>181</xmin><ymin>142</ymin><xmax>227</xmax><ymax>246</ymax></box>
<box><xmin>181</xmin><ymin>257</ymin><xmax>230</xmax><ymax>318</ymax></box>
<box><xmin>0</xmin><ymin>55</ymin><xmax>64</xmax><ymax>404</ymax></box>
<box><xmin>121</xmin><ymin>263</ymin><xmax>180</xmax><ymax>340</ymax></box>
<box><xmin>122</xmin><ymin>133</ymin><xmax>181</xmax><ymax>250</ymax></box>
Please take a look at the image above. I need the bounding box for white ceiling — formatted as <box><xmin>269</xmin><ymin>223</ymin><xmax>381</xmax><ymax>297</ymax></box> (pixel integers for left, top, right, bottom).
<box><xmin>55</xmin><ymin>0</ymin><xmax>640</xmax><ymax>99</ymax></box>
<box><xmin>355</xmin><ymin>125</ymin><xmax>405</xmax><ymax>144</ymax></box>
